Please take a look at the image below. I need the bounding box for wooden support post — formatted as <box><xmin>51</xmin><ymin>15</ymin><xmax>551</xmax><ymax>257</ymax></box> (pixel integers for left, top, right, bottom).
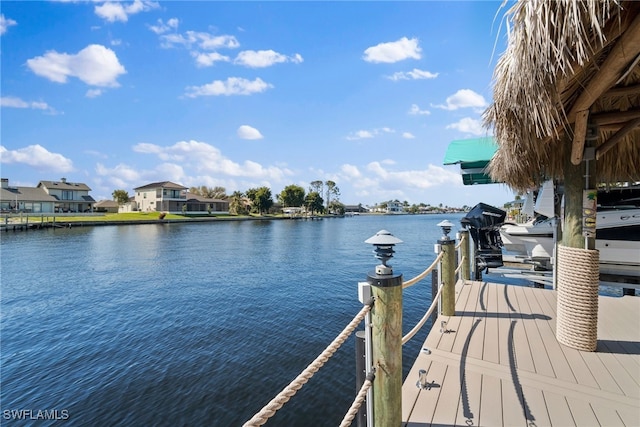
<box><xmin>563</xmin><ymin>135</ymin><xmax>586</xmax><ymax>249</ymax></box>
<box><xmin>440</xmin><ymin>238</ymin><xmax>456</xmax><ymax>316</ymax></box>
<box><xmin>571</xmin><ymin>110</ymin><xmax>589</xmax><ymax>165</ymax></box>
<box><xmin>367</xmin><ymin>270</ymin><xmax>403</xmax><ymax>427</ymax></box>
<box><xmin>459</xmin><ymin>229</ymin><xmax>471</xmax><ymax>281</ymax></box>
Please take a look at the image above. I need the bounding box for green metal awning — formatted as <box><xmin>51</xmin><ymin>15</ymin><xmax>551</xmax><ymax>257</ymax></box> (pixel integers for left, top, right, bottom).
<box><xmin>443</xmin><ymin>137</ymin><xmax>499</xmax><ymax>185</ymax></box>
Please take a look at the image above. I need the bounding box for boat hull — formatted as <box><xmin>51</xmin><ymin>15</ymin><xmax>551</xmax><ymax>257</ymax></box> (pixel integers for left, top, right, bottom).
<box><xmin>500</xmin><ymin>208</ymin><xmax>640</xmax><ymax>279</ymax></box>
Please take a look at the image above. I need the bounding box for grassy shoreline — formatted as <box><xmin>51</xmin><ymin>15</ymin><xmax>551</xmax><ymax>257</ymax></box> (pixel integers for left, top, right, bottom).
<box><xmin>1</xmin><ymin>212</ymin><xmax>331</xmax><ymax>227</ymax></box>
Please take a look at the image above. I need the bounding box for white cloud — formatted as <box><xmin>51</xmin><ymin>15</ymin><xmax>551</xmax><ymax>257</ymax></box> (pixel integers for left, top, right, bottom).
<box><xmin>96</xmin><ymin>162</ymin><xmax>141</xmax><ymax>184</ymax></box>
<box><xmin>363</xmin><ymin>37</ymin><xmax>421</xmax><ymax>63</ymax></box>
<box><xmin>402</xmin><ymin>132</ymin><xmax>415</xmax><ymax>139</ymax></box>
<box><xmin>86</xmin><ymin>89</ymin><xmax>103</xmax><ymax>98</ymax></box>
<box><xmin>366</xmin><ymin>161</ymin><xmax>460</xmax><ymax>189</ymax></box>
<box><xmin>341</xmin><ymin>164</ymin><xmax>362</xmax><ymax>178</ymax></box>
<box><xmin>0</xmin><ymin>144</ymin><xmax>73</xmax><ymax>172</ymax></box>
<box><xmin>1</xmin><ymin>14</ymin><xmax>17</xmax><ymax>35</ymax></box>
<box><xmin>234</xmin><ymin>50</ymin><xmax>303</xmax><ymax>68</ymax></box>
<box><xmin>446</xmin><ymin>117</ymin><xmax>487</xmax><ymax>136</ymax></box>
<box><xmin>132</xmin><ymin>140</ymin><xmax>292</xmax><ymax>181</ymax></box>
<box><xmin>148</xmin><ymin>17</ymin><xmax>179</xmax><ymax>35</ymax></box>
<box><xmin>94</xmin><ymin>1</ymin><xmax>159</xmax><ymax>23</ymax></box>
<box><xmin>433</xmin><ymin>89</ymin><xmax>486</xmax><ymax>110</ymax></box>
<box><xmin>387</xmin><ymin>68</ymin><xmax>438</xmax><ymax>81</ymax></box>
<box><xmin>1</xmin><ymin>96</ymin><xmax>56</xmax><ymax>113</ymax></box>
<box><xmin>192</xmin><ymin>52</ymin><xmax>230</xmax><ymax>67</ymax></box>
<box><xmin>237</xmin><ymin>125</ymin><xmax>264</xmax><ymax>140</ymax></box>
<box><xmin>185</xmin><ymin>77</ymin><xmax>273</xmax><ymax>98</ymax></box>
<box><xmin>346</xmin><ymin>127</ymin><xmax>394</xmax><ymax>140</ymax></box>
<box><xmin>160</xmin><ymin>31</ymin><xmax>239</xmax><ymax>50</ymax></box>
<box><xmin>408</xmin><ymin>104</ymin><xmax>430</xmax><ymax>116</ymax></box>
<box><xmin>26</xmin><ymin>44</ymin><xmax>126</xmax><ymax>87</ymax></box>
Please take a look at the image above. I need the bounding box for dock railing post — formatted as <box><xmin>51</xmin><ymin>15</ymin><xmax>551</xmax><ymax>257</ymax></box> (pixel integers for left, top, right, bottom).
<box><xmin>438</xmin><ymin>220</ymin><xmax>456</xmax><ymax>316</ymax></box>
<box><xmin>458</xmin><ymin>227</ymin><xmax>470</xmax><ymax>281</ymax></box>
<box><xmin>364</xmin><ymin>230</ymin><xmax>403</xmax><ymax>427</ymax></box>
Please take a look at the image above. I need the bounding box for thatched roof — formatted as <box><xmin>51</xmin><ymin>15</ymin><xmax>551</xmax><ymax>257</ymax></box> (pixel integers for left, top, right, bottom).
<box><xmin>485</xmin><ymin>0</ymin><xmax>640</xmax><ymax>192</ymax></box>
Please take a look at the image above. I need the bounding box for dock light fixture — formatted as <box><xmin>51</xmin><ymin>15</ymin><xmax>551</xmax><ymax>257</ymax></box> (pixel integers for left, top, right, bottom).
<box><xmin>365</xmin><ymin>229</ymin><xmax>403</xmax><ymax>276</ymax></box>
<box><xmin>437</xmin><ymin>220</ymin><xmax>455</xmax><ymax>240</ymax></box>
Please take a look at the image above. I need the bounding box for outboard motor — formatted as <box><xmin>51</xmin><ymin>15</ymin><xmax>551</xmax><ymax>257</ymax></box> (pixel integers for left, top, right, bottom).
<box><xmin>461</xmin><ymin>203</ymin><xmax>507</xmax><ymax>280</ymax></box>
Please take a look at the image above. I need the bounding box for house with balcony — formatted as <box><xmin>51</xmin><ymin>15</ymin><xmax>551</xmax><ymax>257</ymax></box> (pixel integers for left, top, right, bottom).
<box><xmin>133</xmin><ymin>181</ymin><xmax>229</xmax><ymax>214</ymax></box>
<box><xmin>386</xmin><ymin>201</ymin><xmax>405</xmax><ymax>214</ymax></box>
<box><xmin>38</xmin><ymin>178</ymin><xmax>96</xmax><ymax>213</ymax></box>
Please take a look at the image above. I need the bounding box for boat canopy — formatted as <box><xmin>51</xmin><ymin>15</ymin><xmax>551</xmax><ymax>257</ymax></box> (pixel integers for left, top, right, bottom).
<box><xmin>443</xmin><ymin>137</ymin><xmax>499</xmax><ymax>185</ymax></box>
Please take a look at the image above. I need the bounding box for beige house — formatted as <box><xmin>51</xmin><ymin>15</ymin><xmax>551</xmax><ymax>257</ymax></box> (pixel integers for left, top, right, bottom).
<box><xmin>134</xmin><ymin>181</ymin><xmax>186</xmax><ymax>213</ymax></box>
<box><xmin>133</xmin><ymin>181</ymin><xmax>229</xmax><ymax>214</ymax></box>
<box><xmin>94</xmin><ymin>200</ymin><xmax>119</xmax><ymax>213</ymax></box>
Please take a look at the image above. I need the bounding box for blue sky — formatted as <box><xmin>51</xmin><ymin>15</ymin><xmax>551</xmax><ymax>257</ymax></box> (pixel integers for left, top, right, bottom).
<box><xmin>1</xmin><ymin>0</ymin><xmax>516</xmax><ymax>208</ymax></box>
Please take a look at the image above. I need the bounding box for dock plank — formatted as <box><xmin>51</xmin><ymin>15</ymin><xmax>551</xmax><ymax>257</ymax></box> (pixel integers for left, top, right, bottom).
<box><xmin>543</xmin><ymin>391</ymin><xmax>576</xmax><ymax>426</ymax></box>
<box><xmin>404</xmin><ymin>360</ymin><xmax>448</xmax><ymax>426</ymax></box>
<box><xmin>521</xmin><ymin>384</ymin><xmax>551</xmax><ymax>427</ymax></box>
<box><xmin>479</xmin><ymin>373</ymin><xmax>502</xmax><ymax>427</ymax></box>
<box><xmin>591</xmin><ymin>402</ymin><xmax>624</xmax><ymax>427</ymax></box>
<box><xmin>430</xmin><ymin>363</ymin><xmax>461</xmax><ymax>426</ymax></box>
<box><xmin>454</xmin><ymin>367</ymin><xmax>482</xmax><ymax>427</ymax></box>
<box><xmin>513</xmin><ymin>285</ymin><xmax>556</xmax><ymax>378</ymax></box>
<box><xmin>565</xmin><ymin>396</ymin><xmax>599</xmax><ymax>426</ymax></box>
<box><xmin>481</xmin><ymin>281</ymin><xmax>501</xmax><ymax>364</ymax></box>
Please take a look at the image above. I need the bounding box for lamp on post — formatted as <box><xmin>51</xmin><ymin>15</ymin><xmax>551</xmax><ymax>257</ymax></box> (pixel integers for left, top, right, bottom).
<box><xmin>364</xmin><ymin>229</ymin><xmax>403</xmax><ymax>276</ymax></box>
<box><xmin>363</xmin><ymin>230</ymin><xmax>403</xmax><ymax>426</ymax></box>
<box><xmin>437</xmin><ymin>219</ymin><xmax>455</xmax><ymax>240</ymax></box>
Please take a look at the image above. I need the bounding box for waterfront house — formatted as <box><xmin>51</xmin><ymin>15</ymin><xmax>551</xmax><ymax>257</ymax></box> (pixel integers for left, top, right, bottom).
<box><xmin>134</xmin><ymin>181</ymin><xmax>187</xmax><ymax>213</ymax></box>
<box><xmin>38</xmin><ymin>178</ymin><xmax>96</xmax><ymax>213</ymax></box>
<box><xmin>133</xmin><ymin>181</ymin><xmax>229</xmax><ymax>214</ymax></box>
<box><xmin>1</xmin><ymin>177</ymin><xmax>95</xmax><ymax>213</ymax></box>
<box><xmin>0</xmin><ymin>178</ymin><xmax>57</xmax><ymax>213</ymax></box>
<box><xmin>184</xmin><ymin>192</ymin><xmax>229</xmax><ymax>214</ymax></box>
<box><xmin>94</xmin><ymin>200</ymin><xmax>119</xmax><ymax>213</ymax></box>
<box><xmin>386</xmin><ymin>201</ymin><xmax>404</xmax><ymax>214</ymax></box>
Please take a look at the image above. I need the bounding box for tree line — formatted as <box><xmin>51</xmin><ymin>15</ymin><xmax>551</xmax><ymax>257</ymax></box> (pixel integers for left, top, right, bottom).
<box><xmin>112</xmin><ymin>180</ymin><xmax>343</xmax><ymax>216</ymax></box>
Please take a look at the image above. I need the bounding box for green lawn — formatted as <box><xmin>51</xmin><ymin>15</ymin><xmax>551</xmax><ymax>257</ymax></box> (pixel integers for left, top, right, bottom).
<box><xmin>5</xmin><ymin>212</ymin><xmax>287</xmax><ymax>223</ymax></box>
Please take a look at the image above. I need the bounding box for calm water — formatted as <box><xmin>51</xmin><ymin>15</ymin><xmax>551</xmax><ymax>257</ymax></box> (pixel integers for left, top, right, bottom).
<box><xmin>1</xmin><ymin>214</ymin><xmax>462</xmax><ymax>426</ymax></box>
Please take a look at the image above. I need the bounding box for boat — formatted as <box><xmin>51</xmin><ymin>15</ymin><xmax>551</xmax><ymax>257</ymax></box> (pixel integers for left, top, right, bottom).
<box><xmin>499</xmin><ymin>183</ymin><xmax>640</xmax><ymax>282</ymax></box>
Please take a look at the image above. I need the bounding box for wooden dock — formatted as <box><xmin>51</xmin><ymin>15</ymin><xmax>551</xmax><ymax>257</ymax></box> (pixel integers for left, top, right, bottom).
<box><xmin>402</xmin><ymin>280</ymin><xmax>640</xmax><ymax>426</ymax></box>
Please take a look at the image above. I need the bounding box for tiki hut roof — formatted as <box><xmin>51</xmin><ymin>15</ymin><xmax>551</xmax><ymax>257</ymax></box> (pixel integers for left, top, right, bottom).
<box><xmin>485</xmin><ymin>0</ymin><xmax>640</xmax><ymax>192</ymax></box>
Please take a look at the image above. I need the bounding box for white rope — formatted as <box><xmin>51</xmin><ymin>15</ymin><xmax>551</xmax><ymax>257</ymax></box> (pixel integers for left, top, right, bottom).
<box><xmin>402</xmin><ymin>284</ymin><xmax>444</xmax><ymax>345</ymax></box>
<box><xmin>339</xmin><ymin>374</ymin><xmax>374</xmax><ymax>427</ymax></box>
<box><xmin>454</xmin><ymin>255</ymin><xmax>466</xmax><ymax>276</ymax></box>
<box><xmin>242</xmin><ymin>300</ymin><xmax>374</xmax><ymax>427</ymax></box>
<box><xmin>402</xmin><ymin>251</ymin><xmax>445</xmax><ymax>289</ymax></box>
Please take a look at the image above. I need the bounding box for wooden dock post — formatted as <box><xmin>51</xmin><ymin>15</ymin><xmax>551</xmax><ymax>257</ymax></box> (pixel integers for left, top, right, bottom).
<box><xmin>438</xmin><ymin>220</ymin><xmax>456</xmax><ymax>316</ymax></box>
<box><xmin>458</xmin><ymin>228</ymin><xmax>470</xmax><ymax>281</ymax></box>
<box><xmin>365</xmin><ymin>230</ymin><xmax>403</xmax><ymax>427</ymax></box>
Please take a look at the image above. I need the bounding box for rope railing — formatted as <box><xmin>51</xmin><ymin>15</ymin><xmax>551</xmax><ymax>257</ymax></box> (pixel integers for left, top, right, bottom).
<box><xmin>402</xmin><ymin>284</ymin><xmax>444</xmax><ymax>345</ymax></box>
<box><xmin>402</xmin><ymin>251</ymin><xmax>444</xmax><ymax>289</ymax></box>
<box><xmin>454</xmin><ymin>255</ymin><xmax>466</xmax><ymax>276</ymax></box>
<box><xmin>242</xmin><ymin>298</ymin><xmax>374</xmax><ymax>427</ymax></box>
<box><xmin>338</xmin><ymin>372</ymin><xmax>375</xmax><ymax>427</ymax></box>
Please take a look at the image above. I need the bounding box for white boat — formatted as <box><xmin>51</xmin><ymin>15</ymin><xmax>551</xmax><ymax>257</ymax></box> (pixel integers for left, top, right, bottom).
<box><xmin>500</xmin><ymin>183</ymin><xmax>640</xmax><ymax>280</ymax></box>
<box><xmin>500</xmin><ymin>181</ymin><xmax>557</xmax><ymax>269</ymax></box>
